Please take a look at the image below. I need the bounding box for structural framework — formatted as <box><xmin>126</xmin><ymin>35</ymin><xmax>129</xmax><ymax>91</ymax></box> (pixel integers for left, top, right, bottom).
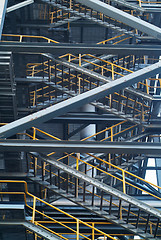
<box><xmin>1</xmin><ymin>0</ymin><xmax>161</xmax><ymax>239</ymax></box>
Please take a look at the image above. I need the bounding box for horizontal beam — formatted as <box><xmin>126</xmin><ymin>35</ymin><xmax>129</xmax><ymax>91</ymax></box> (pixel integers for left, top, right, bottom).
<box><xmin>146</xmin><ymin>124</ymin><xmax>161</xmax><ymax>133</ymax></box>
<box><xmin>1</xmin><ymin>140</ymin><xmax>161</xmax><ymax>154</ymax></box>
<box><xmin>2</xmin><ymin>42</ymin><xmax>161</xmax><ymax>55</ymax></box>
<box><xmin>77</xmin><ymin>0</ymin><xmax>161</xmax><ymax>41</ymax></box>
<box><xmin>46</xmin><ymin>113</ymin><xmax>125</xmax><ymax>124</ymax></box>
<box><xmin>6</xmin><ymin>0</ymin><xmax>34</xmax><ymax>13</ymax></box>
<box><xmin>0</xmin><ymin>62</ymin><xmax>161</xmax><ymax>138</ymax></box>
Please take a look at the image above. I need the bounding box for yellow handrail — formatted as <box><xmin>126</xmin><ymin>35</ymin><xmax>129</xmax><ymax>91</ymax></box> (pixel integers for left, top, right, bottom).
<box><xmin>1</xmin><ymin>34</ymin><xmax>59</xmax><ymax>44</ymax></box>
<box><xmin>0</xmin><ymin>180</ymin><xmax>115</xmax><ymax>240</ymax></box>
<box><xmin>28</xmin><ymin>154</ymin><xmax>161</xmax><ymax>233</ymax></box>
<box><xmin>21</xmin><ymin>125</ymin><xmax>161</xmax><ymax>202</ymax></box>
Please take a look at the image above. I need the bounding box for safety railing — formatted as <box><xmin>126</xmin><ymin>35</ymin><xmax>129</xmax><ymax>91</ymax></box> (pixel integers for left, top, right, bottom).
<box><xmin>26</xmin><ymin>57</ymin><xmax>152</xmax><ymax>123</ymax></box>
<box><xmin>21</xmin><ymin>124</ymin><xmax>161</xmax><ymax>201</ymax></box>
<box><xmin>27</xmin><ymin>153</ymin><xmax>161</xmax><ymax>238</ymax></box>
<box><xmin>97</xmin><ymin>34</ymin><xmax>132</xmax><ymax>45</ymax></box>
<box><xmin>19</xmin><ymin>119</ymin><xmax>139</xmax><ymax>142</ymax></box>
<box><xmin>50</xmin><ymin>8</ymin><xmax>70</xmax><ymax>24</ymax></box>
<box><xmin>1</xmin><ymin>34</ymin><xmax>59</xmax><ymax>44</ymax></box>
<box><xmin>48</xmin><ymin>0</ymin><xmax>153</xmax><ymax>29</ymax></box>
<box><xmin>49</xmin><ymin>0</ymin><xmax>139</xmax><ymax>36</ymax></box>
<box><xmin>2</xmin><ymin>34</ymin><xmax>160</xmax><ymax>96</ymax></box>
<box><xmin>26</xmin><ymin>53</ymin><xmax>160</xmax><ymax>97</ymax></box>
<box><xmin>0</xmin><ymin>180</ymin><xmax>116</xmax><ymax>240</ymax></box>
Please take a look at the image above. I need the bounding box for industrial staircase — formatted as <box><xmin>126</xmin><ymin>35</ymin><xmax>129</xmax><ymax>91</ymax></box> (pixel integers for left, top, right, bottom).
<box><xmin>0</xmin><ymin>180</ymin><xmax>118</xmax><ymax>240</ymax></box>
<box><xmin>0</xmin><ymin>52</ymin><xmax>20</xmax><ymax>174</ymax></box>
<box><xmin>23</xmin><ymin>124</ymin><xmax>153</xmax><ymax>197</ymax></box>
<box><xmin>0</xmin><ymin>52</ymin><xmax>16</xmax><ymax>123</ymax></box>
<box><xmin>1</xmin><ymin>0</ymin><xmax>161</xmax><ymax>239</ymax></box>
<box><xmin>27</xmin><ymin>54</ymin><xmax>153</xmax><ymax>126</ymax></box>
<box><xmin>26</xmin><ymin>152</ymin><xmax>161</xmax><ymax>239</ymax></box>
<box><xmin>41</xmin><ymin>0</ymin><xmax>140</xmax><ymax>38</ymax></box>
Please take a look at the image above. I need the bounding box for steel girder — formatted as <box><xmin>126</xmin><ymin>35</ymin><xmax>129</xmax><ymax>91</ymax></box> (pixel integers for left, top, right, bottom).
<box><xmin>6</xmin><ymin>0</ymin><xmax>34</xmax><ymax>13</ymax></box>
<box><xmin>0</xmin><ymin>62</ymin><xmax>161</xmax><ymax>138</ymax></box>
<box><xmin>0</xmin><ymin>140</ymin><xmax>161</xmax><ymax>154</ymax></box>
<box><xmin>2</xmin><ymin>42</ymin><xmax>161</xmax><ymax>55</ymax></box>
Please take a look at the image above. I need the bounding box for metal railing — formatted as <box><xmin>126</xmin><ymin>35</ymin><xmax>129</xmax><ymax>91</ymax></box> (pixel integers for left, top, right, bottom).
<box><xmin>19</xmin><ymin>125</ymin><xmax>161</xmax><ymax>201</ymax></box>
<box><xmin>27</xmin><ymin>153</ymin><xmax>161</xmax><ymax>238</ymax></box>
<box><xmin>1</xmin><ymin>34</ymin><xmax>59</xmax><ymax>43</ymax></box>
<box><xmin>0</xmin><ymin>180</ymin><xmax>116</xmax><ymax>240</ymax></box>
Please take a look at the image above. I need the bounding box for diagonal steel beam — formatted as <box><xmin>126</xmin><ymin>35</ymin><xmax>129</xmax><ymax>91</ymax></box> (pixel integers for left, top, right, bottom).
<box><xmin>0</xmin><ymin>0</ymin><xmax>8</xmax><ymax>40</ymax></box>
<box><xmin>0</xmin><ymin>62</ymin><xmax>161</xmax><ymax>138</ymax></box>
<box><xmin>6</xmin><ymin>0</ymin><xmax>34</xmax><ymax>13</ymax></box>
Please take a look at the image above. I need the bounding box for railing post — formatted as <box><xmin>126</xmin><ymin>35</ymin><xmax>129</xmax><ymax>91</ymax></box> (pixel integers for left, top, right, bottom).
<box><xmin>122</xmin><ymin>170</ymin><xmax>126</xmax><ymax>194</ymax></box>
<box><xmin>78</xmin><ymin>77</ymin><xmax>81</xmax><ymax>94</ymax></box>
<box><xmin>76</xmin><ymin>219</ymin><xmax>79</xmax><ymax>240</ymax></box>
<box><xmin>79</xmin><ymin>54</ymin><xmax>81</xmax><ymax>66</ymax></box>
<box><xmin>32</xmin><ymin>196</ymin><xmax>36</xmax><ymax>223</ymax></box>
<box><xmin>101</xmin><ymin>67</ymin><xmax>104</xmax><ymax>76</ymax></box>
<box><xmin>34</xmin><ymin>157</ymin><xmax>37</xmax><ymax>177</ymax></box>
<box><xmin>138</xmin><ymin>0</ymin><xmax>142</xmax><ymax>7</ymax></box>
<box><xmin>112</xmin><ymin>64</ymin><xmax>114</xmax><ymax>80</ymax></box>
<box><xmin>20</xmin><ymin>35</ymin><xmax>23</xmax><ymax>42</ymax></box>
<box><xmin>33</xmin><ymin>91</ymin><xmax>36</xmax><ymax>107</ymax></box>
<box><xmin>76</xmin><ymin>153</ymin><xmax>79</xmax><ymax>171</ymax></box>
<box><xmin>145</xmin><ymin>79</ymin><xmax>149</xmax><ymax>94</ymax></box>
<box><xmin>33</xmin><ymin>127</ymin><xmax>36</xmax><ymax>140</ymax></box>
<box><xmin>92</xmin><ymin>223</ymin><xmax>95</xmax><ymax>240</ymax></box>
<box><xmin>111</xmin><ymin>127</ymin><xmax>113</xmax><ymax>142</ymax></box>
<box><xmin>68</xmin><ymin>54</ymin><xmax>71</xmax><ymax>62</ymax></box>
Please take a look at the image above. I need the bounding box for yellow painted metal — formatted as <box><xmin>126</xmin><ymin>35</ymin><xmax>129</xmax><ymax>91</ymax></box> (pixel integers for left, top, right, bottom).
<box><xmin>79</xmin><ymin>54</ymin><xmax>81</xmax><ymax>66</ymax></box>
<box><xmin>28</xmin><ymin>155</ymin><xmax>161</xmax><ymax>232</ymax></box>
<box><xmin>33</xmin><ymin>144</ymin><xmax>161</xmax><ymax>202</ymax></box>
<box><xmin>22</xmin><ymin>123</ymin><xmax>161</xmax><ymax>200</ymax></box>
<box><xmin>77</xmin><ymin>219</ymin><xmax>79</xmax><ymax>240</ymax></box>
<box><xmin>33</xmin><ymin>127</ymin><xmax>36</xmax><ymax>140</ymax></box>
<box><xmin>92</xmin><ymin>223</ymin><xmax>95</xmax><ymax>240</ymax></box>
<box><xmin>1</xmin><ymin>34</ymin><xmax>59</xmax><ymax>44</ymax></box>
<box><xmin>32</xmin><ymin>196</ymin><xmax>36</xmax><ymax>223</ymax></box>
<box><xmin>34</xmin><ymin>157</ymin><xmax>37</xmax><ymax>176</ymax></box>
<box><xmin>122</xmin><ymin>170</ymin><xmax>126</xmax><ymax>194</ymax></box>
<box><xmin>111</xmin><ymin>64</ymin><xmax>114</xmax><ymax>80</ymax></box>
<box><xmin>97</xmin><ymin>34</ymin><xmax>126</xmax><ymax>44</ymax></box>
<box><xmin>20</xmin><ymin>123</ymin><xmax>161</xmax><ymax>202</ymax></box>
<box><xmin>32</xmin><ymin>91</ymin><xmax>36</xmax><ymax>107</ymax></box>
<box><xmin>0</xmin><ymin>180</ymin><xmax>116</xmax><ymax>240</ymax></box>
